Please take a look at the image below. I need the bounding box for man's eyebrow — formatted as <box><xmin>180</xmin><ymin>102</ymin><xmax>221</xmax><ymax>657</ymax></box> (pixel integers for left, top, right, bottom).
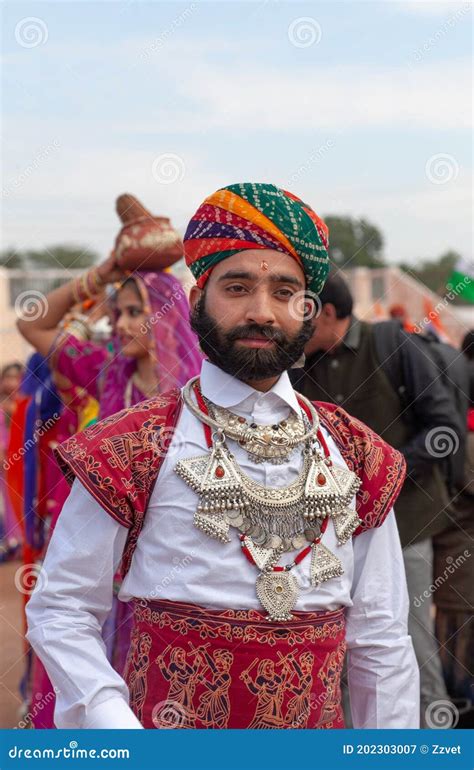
<box><xmin>270</xmin><ymin>274</ymin><xmax>304</xmax><ymax>288</ymax></box>
<box><xmin>217</xmin><ymin>270</ymin><xmax>255</xmax><ymax>281</ymax></box>
<box><xmin>217</xmin><ymin>270</ymin><xmax>304</xmax><ymax>288</ymax></box>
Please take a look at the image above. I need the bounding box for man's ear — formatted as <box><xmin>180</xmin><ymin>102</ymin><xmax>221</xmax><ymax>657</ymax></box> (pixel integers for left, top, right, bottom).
<box><xmin>189</xmin><ymin>285</ymin><xmax>202</xmax><ymax>311</ymax></box>
<box><xmin>322</xmin><ymin>302</ymin><xmax>338</xmax><ymax>321</ymax></box>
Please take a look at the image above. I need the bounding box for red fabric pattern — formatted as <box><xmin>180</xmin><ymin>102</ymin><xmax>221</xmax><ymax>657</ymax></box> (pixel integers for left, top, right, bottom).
<box><xmin>124</xmin><ymin>598</ymin><xmax>346</xmax><ymax>729</ymax></box>
<box><xmin>55</xmin><ymin>390</ymin><xmax>183</xmax><ymax>575</ymax></box>
<box><xmin>316</xmin><ymin>402</ymin><xmax>406</xmax><ymax>535</ymax></box>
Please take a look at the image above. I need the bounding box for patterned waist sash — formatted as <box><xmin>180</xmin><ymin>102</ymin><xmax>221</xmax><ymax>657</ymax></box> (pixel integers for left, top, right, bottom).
<box><xmin>124</xmin><ymin>598</ymin><xmax>346</xmax><ymax>729</ymax></box>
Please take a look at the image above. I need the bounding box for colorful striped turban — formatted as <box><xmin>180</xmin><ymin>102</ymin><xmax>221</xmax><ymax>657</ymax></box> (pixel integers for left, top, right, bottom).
<box><xmin>183</xmin><ymin>182</ymin><xmax>329</xmax><ymax>296</ymax></box>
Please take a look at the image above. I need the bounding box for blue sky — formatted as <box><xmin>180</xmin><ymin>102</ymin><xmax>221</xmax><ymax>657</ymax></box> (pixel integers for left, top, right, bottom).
<box><xmin>1</xmin><ymin>0</ymin><xmax>472</xmax><ymax>265</ymax></box>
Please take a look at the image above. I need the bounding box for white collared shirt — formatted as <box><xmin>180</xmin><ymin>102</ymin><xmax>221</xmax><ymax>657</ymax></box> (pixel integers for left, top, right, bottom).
<box><xmin>26</xmin><ymin>361</ymin><xmax>419</xmax><ymax>729</ymax></box>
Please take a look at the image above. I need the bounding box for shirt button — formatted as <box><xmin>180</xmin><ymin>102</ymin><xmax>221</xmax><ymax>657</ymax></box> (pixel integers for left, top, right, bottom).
<box><xmin>335</xmin><ymin>394</ymin><xmax>344</xmax><ymax>403</ymax></box>
<box><xmin>330</xmin><ymin>359</ymin><xmax>339</xmax><ymax>369</ymax></box>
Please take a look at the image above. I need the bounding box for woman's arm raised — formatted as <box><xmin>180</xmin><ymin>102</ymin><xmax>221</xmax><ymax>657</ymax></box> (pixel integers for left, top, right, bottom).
<box><xmin>16</xmin><ymin>253</ymin><xmax>123</xmax><ymax>358</ymax></box>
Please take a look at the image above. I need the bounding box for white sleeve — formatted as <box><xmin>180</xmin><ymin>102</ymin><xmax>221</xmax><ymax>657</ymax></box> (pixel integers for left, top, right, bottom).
<box><xmin>26</xmin><ymin>479</ymin><xmax>143</xmax><ymax>729</ymax></box>
<box><xmin>345</xmin><ymin>509</ymin><xmax>420</xmax><ymax>728</ymax></box>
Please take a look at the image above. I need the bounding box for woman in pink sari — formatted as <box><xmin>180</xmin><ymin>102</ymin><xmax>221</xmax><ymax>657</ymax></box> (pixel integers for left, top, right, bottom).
<box><xmin>17</xmin><ymin>253</ymin><xmax>202</xmax><ymax>418</ymax></box>
<box><xmin>17</xmin><ymin>254</ymin><xmax>202</xmax><ymax>727</ymax></box>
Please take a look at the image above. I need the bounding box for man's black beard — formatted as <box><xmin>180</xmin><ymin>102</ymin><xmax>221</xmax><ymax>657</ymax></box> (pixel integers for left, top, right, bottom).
<box><xmin>190</xmin><ymin>297</ymin><xmax>314</xmax><ymax>382</ymax></box>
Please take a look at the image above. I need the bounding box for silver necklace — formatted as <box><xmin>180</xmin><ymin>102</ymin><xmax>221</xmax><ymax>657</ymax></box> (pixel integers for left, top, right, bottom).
<box><xmin>205</xmin><ymin>400</ymin><xmax>306</xmax><ymax>465</ymax></box>
<box><xmin>182</xmin><ymin>376</ymin><xmax>321</xmax><ymax>459</ymax></box>
<box><xmin>176</xmin><ymin>378</ymin><xmax>362</xmax><ymax>620</ymax></box>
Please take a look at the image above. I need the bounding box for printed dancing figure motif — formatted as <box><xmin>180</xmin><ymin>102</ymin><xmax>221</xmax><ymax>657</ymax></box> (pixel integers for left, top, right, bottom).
<box><xmin>195</xmin><ymin>648</ymin><xmax>233</xmax><ymax>729</ymax></box>
<box><xmin>123</xmin><ymin>632</ymin><xmax>152</xmax><ymax>724</ymax></box>
<box><xmin>315</xmin><ymin>645</ymin><xmax>346</xmax><ymax>728</ymax></box>
<box><xmin>241</xmin><ymin>655</ymin><xmax>295</xmax><ymax>728</ymax></box>
<box><xmin>155</xmin><ymin>645</ymin><xmax>203</xmax><ymax>728</ymax></box>
<box><xmin>285</xmin><ymin>652</ymin><xmax>315</xmax><ymax>728</ymax></box>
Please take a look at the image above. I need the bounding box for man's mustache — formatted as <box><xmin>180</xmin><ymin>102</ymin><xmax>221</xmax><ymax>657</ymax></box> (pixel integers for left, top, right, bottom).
<box><xmin>226</xmin><ymin>324</ymin><xmax>286</xmax><ymax>345</ymax></box>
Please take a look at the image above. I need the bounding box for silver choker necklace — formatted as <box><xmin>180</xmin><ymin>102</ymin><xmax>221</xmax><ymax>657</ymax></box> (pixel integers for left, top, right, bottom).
<box><xmin>183</xmin><ymin>377</ymin><xmax>320</xmax><ymax>463</ymax></box>
<box><xmin>205</xmin><ymin>399</ymin><xmax>305</xmax><ymax>464</ymax></box>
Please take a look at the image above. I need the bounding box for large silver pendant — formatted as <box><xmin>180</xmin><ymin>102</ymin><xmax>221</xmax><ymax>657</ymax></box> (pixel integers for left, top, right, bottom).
<box><xmin>175</xmin><ymin>434</ymin><xmax>362</xmax><ymax>609</ymax></box>
<box><xmin>256</xmin><ymin>570</ymin><xmax>299</xmax><ymax>621</ymax></box>
<box><xmin>175</xmin><ymin>443</ymin><xmax>314</xmax><ymax>550</ymax></box>
<box><xmin>175</xmin><ymin>440</ymin><xmax>362</xmax><ymax>552</ymax></box>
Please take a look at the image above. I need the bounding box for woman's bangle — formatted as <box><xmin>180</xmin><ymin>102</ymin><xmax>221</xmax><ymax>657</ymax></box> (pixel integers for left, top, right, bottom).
<box><xmin>71</xmin><ymin>268</ymin><xmax>104</xmax><ymax>305</ymax></box>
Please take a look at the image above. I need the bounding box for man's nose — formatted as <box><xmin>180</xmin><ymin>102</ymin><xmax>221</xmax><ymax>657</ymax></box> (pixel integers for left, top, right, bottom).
<box><xmin>244</xmin><ymin>290</ymin><xmax>276</xmax><ymax>326</ymax></box>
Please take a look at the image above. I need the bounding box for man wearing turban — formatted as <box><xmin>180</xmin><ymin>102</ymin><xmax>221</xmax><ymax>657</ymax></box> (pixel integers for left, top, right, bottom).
<box><xmin>27</xmin><ymin>183</ymin><xmax>419</xmax><ymax>730</ymax></box>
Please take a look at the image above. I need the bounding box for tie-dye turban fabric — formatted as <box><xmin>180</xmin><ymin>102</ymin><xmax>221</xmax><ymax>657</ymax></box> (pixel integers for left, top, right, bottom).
<box><xmin>183</xmin><ymin>182</ymin><xmax>329</xmax><ymax>296</ymax></box>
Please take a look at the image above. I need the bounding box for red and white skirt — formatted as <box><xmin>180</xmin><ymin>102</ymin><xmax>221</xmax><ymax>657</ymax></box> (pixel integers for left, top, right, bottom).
<box><xmin>123</xmin><ymin>598</ymin><xmax>346</xmax><ymax>729</ymax></box>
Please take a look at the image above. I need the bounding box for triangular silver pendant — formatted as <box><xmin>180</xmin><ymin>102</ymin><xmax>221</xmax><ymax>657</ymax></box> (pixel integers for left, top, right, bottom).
<box><xmin>244</xmin><ymin>539</ymin><xmax>281</xmax><ymax>571</ymax></box>
<box><xmin>305</xmin><ymin>457</ymin><xmax>341</xmax><ymax>501</ymax></box>
<box><xmin>175</xmin><ymin>444</ymin><xmax>241</xmax><ymax>496</ymax></box>
<box><xmin>330</xmin><ymin>465</ymin><xmax>361</xmax><ymax>503</ymax></box>
<box><xmin>332</xmin><ymin>508</ymin><xmax>362</xmax><ymax>544</ymax></box>
<box><xmin>175</xmin><ymin>453</ymin><xmax>210</xmax><ymax>493</ymax></box>
<box><xmin>200</xmin><ymin>444</ymin><xmax>241</xmax><ymax>494</ymax></box>
<box><xmin>194</xmin><ymin>511</ymin><xmax>231</xmax><ymax>543</ymax></box>
<box><xmin>310</xmin><ymin>542</ymin><xmax>344</xmax><ymax>585</ymax></box>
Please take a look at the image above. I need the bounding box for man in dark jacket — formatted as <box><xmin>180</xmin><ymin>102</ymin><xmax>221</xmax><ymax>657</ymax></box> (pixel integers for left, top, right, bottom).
<box><xmin>292</xmin><ymin>272</ymin><xmax>465</xmax><ymax>726</ymax></box>
<box><xmin>432</xmin><ymin>330</ymin><xmax>474</xmax><ymax>719</ymax></box>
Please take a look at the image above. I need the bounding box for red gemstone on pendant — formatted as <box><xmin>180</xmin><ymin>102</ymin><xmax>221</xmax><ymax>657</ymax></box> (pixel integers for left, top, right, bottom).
<box><xmin>237</xmin><ymin>416</ymin><xmax>246</xmax><ymax>423</ymax></box>
<box><xmin>215</xmin><ymin>465</ymin><xmax>225</xmax><ymax>478</ymax></box>
<box><xmin>317</xmin><ymin>473</ymin><xmax>326</xmax><ymax>486</ymax></box>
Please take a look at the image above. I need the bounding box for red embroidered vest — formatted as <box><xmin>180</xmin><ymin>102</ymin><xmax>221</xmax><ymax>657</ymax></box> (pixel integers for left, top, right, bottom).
<box><xmin>55</xmin><ymin>389</ymin><xmax>406</xmax><ymax>576</ymax></box>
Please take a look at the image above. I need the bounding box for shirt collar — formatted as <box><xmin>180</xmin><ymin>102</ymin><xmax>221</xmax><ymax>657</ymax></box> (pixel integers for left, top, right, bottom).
<box><xmin>199</xmin><ymin>360</ymin><xmax>301</xmax><ymax>416</ymax></box>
